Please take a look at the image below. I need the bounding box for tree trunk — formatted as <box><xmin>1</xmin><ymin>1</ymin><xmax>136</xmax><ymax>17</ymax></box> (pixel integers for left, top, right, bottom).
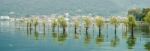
<box><xmin>35</xmin><ymin>25</ymin><xmax>37</xmax><ymax>31</ymax></box>
<box><xmin>93</xmin><ymin>24</ymin><xmax>94</xmax><ymax>34</ymax></box>
<box><xmin>115</xmin><ymin>25</ymin><xmax>117</xmax><ymax>36</ymax></box>
<box><xmin>43</xmin><ymin>24</ymin><xmax>45</xmax><ymax>31</ymax></box>
<box><xmin>58</xmin><ymin>25</ymin><xmax>59</xmax><ymax>33</ymax></box>
<box><xmin>27</xmin><ymin>23</ymin><xmax>29</xmax><ymax>29</ymax></box>
<box><xmin>75</xmin><ymin>26</ymin><xmax>77</xmax><ymax>34</ymax></box>
<box><xmin>52</xmin><ymin>27</ymin><xmax>55</xmax><ymax>32</ymax></box>
<box><xmin>99</xmin><ymin>26</ymin><xmax>101</xmax><ymax>36</ymax></box>
<box><xmin>27</xmin><ymin>23</ymin><xmax>29</xmax><ymax>35</ymax></box>
<box><xmin>126</xmin><ymin>26</ymin><xmax>128</xmax><ymax>32</ymax></box>
<box><xmin>86</xmin><ymin>27</ymin><xmax>88</xmax><ymax>34</ymax></box>
<box><xmin>148</xmin><ymin>25</ymin><xmax>150</xmax><ymax>34</ymax></box>
<box><xmin>29</xmin><ymin>23</ymin><xmax>32</xmax><ymax>34</ymax></box>
<box><xmin>63</xmin><ymin>27</ymin><xmax>66</xmax><ymax>34</ymax></box>
<box><xmin>43</xmin><ymin>24</ymin><xmax>46</xmax><ymax>35</ymax></box>
<box><xmin>131</xmin><ymin>24</ymin><xmax>134</xmax><ymax>39</ymax></box>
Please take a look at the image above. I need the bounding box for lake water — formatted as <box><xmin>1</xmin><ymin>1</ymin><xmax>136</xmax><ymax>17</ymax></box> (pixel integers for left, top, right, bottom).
<box><xmin>0</xmin><ymin>21</ymin><xmax>150</xmax><ymax>51</ymax></box>
<box><xmin>1</xmin><ymin>0</ymin><xmax>150</xmax><ymax>51</ymax></box>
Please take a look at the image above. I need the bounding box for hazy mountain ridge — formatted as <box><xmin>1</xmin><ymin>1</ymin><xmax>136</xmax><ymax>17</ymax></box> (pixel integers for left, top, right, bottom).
<box><xmin>0</xmin><ymin>0</ymin><xmax>150</xmax><ymax>16</ymax></box>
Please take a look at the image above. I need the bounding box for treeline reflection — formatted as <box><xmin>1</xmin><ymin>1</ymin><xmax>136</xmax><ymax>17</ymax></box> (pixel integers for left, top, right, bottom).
<box><xmin>24</xmin><ymin>25</ymin><xmax>149</xmax><ymax>50</ymax></box>
<box><xmin>11</xmin><ymin>21</ymin><xmax>150</xmax><ymax>51</ymax></box>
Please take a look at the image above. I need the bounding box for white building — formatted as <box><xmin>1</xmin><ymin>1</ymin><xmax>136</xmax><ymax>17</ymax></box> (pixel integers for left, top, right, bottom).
<box><xmin>0</xmin><ymin>16</ymin><xmax>10</xmax><ymax>21</ymax></box>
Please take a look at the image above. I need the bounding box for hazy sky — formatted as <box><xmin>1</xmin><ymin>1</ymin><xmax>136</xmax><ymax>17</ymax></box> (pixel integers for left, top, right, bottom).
<box><xmin>0</xmin><ymin>0</ymin><xmax>150</xmax><ymax>16</ymax></box>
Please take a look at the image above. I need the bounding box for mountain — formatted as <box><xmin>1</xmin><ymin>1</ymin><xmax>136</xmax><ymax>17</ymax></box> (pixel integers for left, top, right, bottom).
<box><xmin>0</xmin><ymin>0</ymin><xmax>150</xmax><ymax>16</ymax></box>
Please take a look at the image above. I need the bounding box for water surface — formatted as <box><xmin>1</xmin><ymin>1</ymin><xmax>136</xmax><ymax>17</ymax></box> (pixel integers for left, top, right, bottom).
<box><xmin>0</xmin><ymin>21</ymin><xmax>150</xmax><ymax>51</ymax></box>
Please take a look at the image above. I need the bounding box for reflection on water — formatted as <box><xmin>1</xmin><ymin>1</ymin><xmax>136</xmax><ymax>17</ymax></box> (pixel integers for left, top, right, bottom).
<box><xmin>111</xmin><ymin>35</ymin><xmax>119</xmax><ymax>47</ymax></box>
<box><xmin>84</xmin><ymin>33</ymin><xmax>91</xmax><ymax>46</ymax></box>
<box><xmin>127</xmin><ymin>37</ymin><xmax>136</xmax><ymax>49</ymax></box>
<box><xmin>144</xmin><ymin>42</ymin><xmax>150</xmax><ymax>51</ymax></box>
<box><xmin>52</xmin><ymin>32</ymin><xmax>58</xmax><ymax>39</ymax></box>
<box><xmin>122</xmin><ymin>31</ymin><xmax>128</xmax><ymax>39</ymax></box>
<box><xmin>51</xmin><ymin>32</ymin><xmax>58</xmax><ymax>44</ymax></box>
<box><xmin>42</xmin><ymin>25</ymin><xmax>46</xmax><ymax>40</ymax></box>
<box><xmin>74</xmin><ymin>33</ymin><xmax>80</xmax><ymax>40</ymax></box>
<box><xmin>96</xmin><ymin>34</ymin><xmax>104</xmax><ymax>46</ymax></box>
<box><xmin>1</xmin><ymin>21</ymin><xmax>150</xmax><ymax>51</ymax></box>
<box><xmin>57</xmin><ymin>33</ymin><xmax>67</xmax><ymax>44</ymax></box>
<box><xmin>141</xmin><ymin>25</ymin><xmax>150</xmax><ymax>34</ymax></box>
<box><xmin>34</xmin><ymin>30</ymin><xmax>39</xmax><ymax>40</ymax></box>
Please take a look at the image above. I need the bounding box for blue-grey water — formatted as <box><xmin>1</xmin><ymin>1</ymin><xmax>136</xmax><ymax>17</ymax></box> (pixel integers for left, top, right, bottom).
<box><xmin>1</xmin><ymin>0</ymin><xmax>150</xmax><ymax>51</ymax></box>
<box><xmin>0</xmin><ymin>0</ymin><xmax>150</xmax><ymax>16</ymax></box>
<box><xmin>0</xmin><ymin>21</ymin><xmax>150</xmax><ymax>51</ymax></box>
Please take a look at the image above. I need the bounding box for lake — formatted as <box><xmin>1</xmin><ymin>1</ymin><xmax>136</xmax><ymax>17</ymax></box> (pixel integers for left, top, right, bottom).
<box><xmin>0</xmin><ymin>21</ymin><xmax>150</xmax><ymax>51</ymax></box>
